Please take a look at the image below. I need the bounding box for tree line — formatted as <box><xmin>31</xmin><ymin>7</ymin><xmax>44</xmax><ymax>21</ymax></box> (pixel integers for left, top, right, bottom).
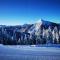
<box><xmin>0</xmin><ymin>26</ymin><xmax>60</xmax><ymax>45</ymax></box>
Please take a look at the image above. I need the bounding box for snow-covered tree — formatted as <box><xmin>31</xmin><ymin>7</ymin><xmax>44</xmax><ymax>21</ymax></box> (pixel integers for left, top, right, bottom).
<box><xmin>59</xmin><ymin>30</ymin><xmax>60</xmax><ymax>43</ymax></box>
<box><xmin>48</xmin><ymin>26</ymin><xmax>53</xmax><ymax>44</ymax></box>
<box><xmin>52</xmin><ymin>26</ymin><xmax>59</xmax><ymax>44</ymax></box>
<box><xmin>42</xmin><ymin>28</ymin><xmax>46</xmax><ymax>44</ymax></box>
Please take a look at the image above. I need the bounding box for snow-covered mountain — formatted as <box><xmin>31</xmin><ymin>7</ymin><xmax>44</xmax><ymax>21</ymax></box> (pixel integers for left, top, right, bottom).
<box><xmin>28</xmin><ymin>19</ymin><xmax>60</xmax><ymax>34</ymax></box>
<box><xmin>0</xmin><ymin>19</ymin><xmax>60</xmax><ymax>45</ymax></box>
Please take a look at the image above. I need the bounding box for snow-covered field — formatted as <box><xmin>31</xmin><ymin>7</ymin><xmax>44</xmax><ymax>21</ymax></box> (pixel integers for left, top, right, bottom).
<box><xmin>0</xmin><ymin>44</ymin><xmax>60</xmax><ymax>60</ymax></box>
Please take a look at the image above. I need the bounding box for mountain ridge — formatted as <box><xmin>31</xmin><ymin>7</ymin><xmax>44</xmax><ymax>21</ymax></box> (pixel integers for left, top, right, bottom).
<box><xmin>0</xmin><ymin>19</ymin><xmax>60</xmax><ymax>45</ymax></box>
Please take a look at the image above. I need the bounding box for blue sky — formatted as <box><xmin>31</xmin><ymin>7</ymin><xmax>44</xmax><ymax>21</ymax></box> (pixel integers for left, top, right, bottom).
<box><xmin>0</xmin><ymin>0</ymin><xmax>60</xmax><ymax>25</ymax></box>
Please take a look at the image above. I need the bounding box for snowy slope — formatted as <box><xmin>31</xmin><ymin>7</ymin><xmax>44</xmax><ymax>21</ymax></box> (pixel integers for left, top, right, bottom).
<box><xmin>0</xmin><ymin>45</ymin><xmax>60</xmax><ymax>60</ymax></box>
